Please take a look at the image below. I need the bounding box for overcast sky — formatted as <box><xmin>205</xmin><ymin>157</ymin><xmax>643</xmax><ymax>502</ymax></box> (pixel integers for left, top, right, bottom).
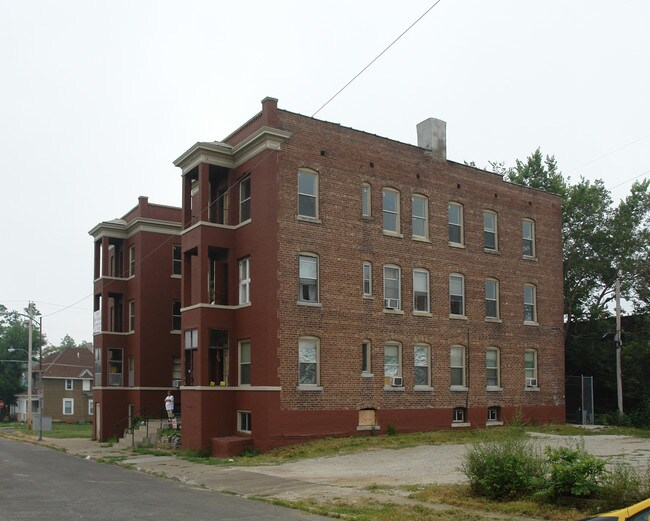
<box><xmin>1</xmin><ymin>1</ymin><xmax>648</xmax><ymax>345</ymax></box>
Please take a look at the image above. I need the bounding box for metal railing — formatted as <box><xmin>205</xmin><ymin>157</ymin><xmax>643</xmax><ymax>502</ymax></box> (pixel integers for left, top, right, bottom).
<box><xmin>113</xmin><ymin>404</ymin><xmax>170</xmax><ymax>449</ymax></box>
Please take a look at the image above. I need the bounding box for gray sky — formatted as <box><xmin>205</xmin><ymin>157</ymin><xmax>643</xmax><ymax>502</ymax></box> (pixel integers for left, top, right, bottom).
<box><xmin>1</xmin><ymin>1</ymin><xmax>648</xmax><ymax>345</ymax></box>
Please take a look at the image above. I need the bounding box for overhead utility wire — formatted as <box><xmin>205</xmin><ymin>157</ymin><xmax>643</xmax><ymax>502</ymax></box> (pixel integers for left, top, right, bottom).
<box><xmin>311</xmin><ymin>0</ymin><xmax>443</xmax><ymax>118</ymax></box>
<box><xmin>565</xmin><ymin>132</ymin><xmax>650</xmax><ymax>174</ymax></box>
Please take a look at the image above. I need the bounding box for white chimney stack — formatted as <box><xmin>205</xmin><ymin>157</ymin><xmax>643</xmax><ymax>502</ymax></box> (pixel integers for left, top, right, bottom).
<box><xmin>417</xmin><ymin>118</ymin><xmax>446</xmax><ymax>160</ymax></box>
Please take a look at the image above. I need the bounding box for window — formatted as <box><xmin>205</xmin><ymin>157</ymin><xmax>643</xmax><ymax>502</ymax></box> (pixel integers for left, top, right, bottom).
<box><xmin>65</xmin><ymin>379</ymin><xmax>73</xmax><ymax>391</ymax></box>
<box><xmin>239</xmin><ymin>257</ymin><xmax>251</xmax><ymax>305</ymax></box>
<box><xmin>629</xmin><ymin>507</ymin><xmax>650</xmax><ymax>521</ymax></box>
<box><xmin>172</xmin><ymin>245</ymin><xmax>182</xmax><ymax>276</ymax></box>
<box><xmin>413</xmin><ymin>269</ymin><xmax>430</xmax><ymax>313</ymax></box>
<box><xmin>184</xmin><ymin>329</ymin><xmax>198</xmax><ymax>350</ymax></box>
<box><xmin>453</xmin><ymin>407</ymin><xmax>466</xmax><ymax>423</ymax></box>
<box><xmin>449</xmin><ymin>274</ymin><xmax>465</xmax><ymax>316</ymax></box>
<box><xmin>184</xmin><ymin>329</ymin><xmax>198</xmax><ymax>385</ymax></box>
<box><xmin>448</xmin><ymin>202</ymin><xmax>463</xmax><ymax>245</ymax></box>
<box><xmin>82</xmin><ymin>380</ymin><xmax>91</xmax><ymax>391</ymax></box>
<box><xmin>485</xmin><ymin>279</ymin><xmax>499</xmax><ymax>319</ymax></box>
<box><xmin>239</xmin><ymin>175</ymin><xmax>251</xmax><ymax>222</ymax></box>
<box><xmin>238</xmin><ymin>411</ymin><xmax>252</xmax><ymax>433</ymax></box>
<box><xmin>488</xmin><ymin>406</ymin><xmax>500</xmax><ymax>422</ymax></box>
<box><xmin>94</xmin><ymin>347</ymin><xmax>101</xmax><ymax>387</ymax></box>
<box><xmin>525</xmin><ymin>349</ymin><xmax>538</xmax><ymax>386</ymax></box>
<box><xmin>108</xmin><ymin>348</ymin><xmax>123</xmax><ymax>386</ymax></box>
<box><xmin>298</xmin><ymin>254</ymin><xmax>318</xmax><ymax>303</ymax></box>
<box><xmin>361</xmin><ymin>341</ymin><xmax>372</xmax><ymax>374</ymax></box>
<box><xmin>450</xmin><ymin>345</ymin><xmax>466</xmax><ymax>387</ymax></box>
<box><xmin>384</xmin><ymin>343</ymin><xmax>402</xmax><ymax>379</ymax></box>
<box><xmin>88</xmin><ymin>399</ymin><xmax>94</xmax><ymax>416</ymax></box>
<box><xmin>483</xmin><ymin>211</ymin><xmax>497</xmax><ymax>250</ymax></box>
<box><xmin>298</xmin><ymin>337</ymin><xmax>319</xmax><ymax>386</ymax></box>
<box><xmin>523</xmin><ymin>219</ymin><xmax>535</xmax><ymax>257</ymax></box>
<box><xmin>524</xmin><ymin>284</ymin><xmax>537</xmax><ymax>323</ymax></box>
<box><xmin>239</xmin><ymin>340</ymin><xmax>251</xmax><ymax>386</ymax></box>
<box><xmin>298</xmin><ymin>169</ymin><xmax>318</xmax><ymax>219</ymax></box>
<box><xmin>63</xmin><ymin>399</ymin><xmax>74</xmax><ymax>415</ymax></box>
<box><xmin>412</xmin><ymin>194</ymin><xmax>428</xmax><ymax>239</ymax></box>
<box><xmin>486</xmin><ymin>348</ymin><xmax>500</xmax><ymax>388</ymax></box>
<box><xmin>414</xmin><ymin>344</ymin><xmax>430</xmax><ymax>386</ymax></box>
<box><xmin>129</xmin><ymin>245</ymin><xmax>135</xmax><ymax>277</ymax></box>
<box><xmin>383</xmin><ymin>265</ymin><xmax>401</xmax><ymax>310</ymax></box>
<box><xmin>362</xmin><ymin>262</ymin><xmax>372</xmax><ymax>296</ymax></box>
<box><xmin>361</xmin><ymin>183</ymin><xmax>371</xmax><ymax>218</ymax></box>
<box><xmin>382</xmin><ymin>188</ymin><xmax>400</xmax><ymax>234</ymax></box>
<box><xmin>129</xmin><ymin>300</ymin><xmax>135</xmax><ymax>332</ymax></box>
<box><xmin>172</xmin><ymin>300</ymin><xmax>181</xmax><ymax>331</ymax></box>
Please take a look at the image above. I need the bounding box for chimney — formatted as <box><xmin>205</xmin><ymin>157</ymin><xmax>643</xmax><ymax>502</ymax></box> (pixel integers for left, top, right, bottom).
<box><xmin>261</xmin><ymin>96</ymin><xmax>279</xmax><ymax>127</ymax></box>
<box><xmin>417</xmin><ymin>118</ymin><xmax>446</xmax><ymax>160</ymax></box>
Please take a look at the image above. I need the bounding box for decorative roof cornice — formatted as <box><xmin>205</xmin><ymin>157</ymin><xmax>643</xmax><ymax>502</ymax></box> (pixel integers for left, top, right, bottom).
<box><xmin>88</xmin><ymin>217</ymin><xmax>181</xmax><ymax>240</ymax></box>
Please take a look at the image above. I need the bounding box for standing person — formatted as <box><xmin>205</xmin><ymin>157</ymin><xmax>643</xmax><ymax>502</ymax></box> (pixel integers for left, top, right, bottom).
<box><xmin>164</xmin><ymin>391</ymin><xmax>174</xmax><ymax>420</ymax></box>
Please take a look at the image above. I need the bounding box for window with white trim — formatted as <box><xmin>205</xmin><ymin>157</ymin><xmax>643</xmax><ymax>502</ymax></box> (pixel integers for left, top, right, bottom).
<box><xmin>414</xmin><ymin>344</ymin><xmax>430</xmax><ymax>386</ymax></box>
<box><xmin>361</xmin><ymin>183</ymin><xmax>371</xmax><ymax>218</ymax></box>
<box><xmin>412</xmin><ymin>194</ymin><xmax>428</xmax><ymax>239</ymax></box>
<box><xmin>88</xmin><ymin>399</ymin><xmax>94</xmax><ymax>416</ymax></box>
<box><xmin>172</xmin><ymin>245</ymin><xmax>182</xmax><ymax>276</ymax></box>
<box><xmin>239</xmin><ymin>175</ymin><xmax>251</xmax><ymax>222</ymax></box>
<box><xmin>448</xmin><ymin>202</ymin><xmax>463</xmax><ymax>245</ymax></box>
<box><xmin>65</xmin><ymin>379</ymin><xmax>73</xmax><ymax>390</ymax></box>
<box><xmin>449</xmin><ymin>274</ymin><xmax>465</xmax><ymax>316</ymax></box>
<box><xmin>383</xmin><ymin>265</ymin><xmax>401</xmax><ymax>310</ymax></box>
<box><xmin>450</xmin><ymin>345</ymin><xmax>466</xmax><ymax>387</ymax></box>
<box><xmin>523</xmin><ymin>219</ymin><xmax>536</xmax><ymax>257</ymax></box>
<box><xmin>298</xmin><ymin>254</ymin><xmax>318</xmax><ymax>303</ymax></box>
<box><xmin>63</xmin><ymin>398</ymin><xmax>74</xmax><ymax>415</ymax></box>
<box><xmin>129</xmin><ymin>300</ymin><xmax>135</xmax><ymax>332</ymax></box>
<box><xmin>485</xmin><ymin>279</ymin><xmax>499</xmax><ymax>319</ymax></box>
<box><xmin>483</xmin><ymin>210</ymin><xmax>498</xmax><ymax>251</ymax></box>
<box><xmin>298</xmin><ymin>169</ymin><xmax>318</xmax><ymax>219</ymax></box>
<box><xmin>525</xmin><ymin>349</ymin><xmax>538</xmax><ymax>386</ymax></box>
<box><xmin>384</xmin><ymin>343</ymin><xmax>402</xmax><ymax>379</ymax></box>
<box><xmin>362</xmin><ymin>262</ymin><xmax>372</xmax><ymax>297</ymax></box>
<box><xmin>238</xmin><ymin>411</ymin><xmax>251</xmax><ymax>433</ymax></box>
<box><xmin>486</xmin><ymin>348</ymin><xmax>500</xmax><ymax>388</ymax></box>
<box><xmin>524</xmin><ymin>284</ymin><xmax>537</xmax><ymax>323</ymax></box>
<box><xmin>239</xmin><ymin>257</ymin><xmax>251</xmax><ymax>305</ymax></box>
<box><xmin>361</xmin><ymin>341</ymin><xmax>371</xmax><ymax>374</ymax></box>
<box><xmin>108</xmin><ymin>348</ymin><xmax>123</xmax><ymax>387</ymax></box>
<box><xmin>239</xmin><ymin>340</ymin><xmax>251</xmax><ymax>386</ymax></box>
<box><xmin>82</xmin><ymin>380</ymin><xmax>91</xmax><ymax>391</ymax></box>
<box><xmin>413</xmin><ymin>269</ymin><xmax>430</xmax><ymax>313</ymax></box>
<box><xmin>453</xmin><ymin>407</ymin><xmax>466</xmax><ymax>423</ymax></box>
<box><xmin>488</xmin><ymin>406</ymin><xmax>500</xmax><ymax>422</ymax></box>
<box><xmin>129</xmin><ymin>244</ymin><xmax>136</xmax><ymax>277</ymax></box>
<box><xmin>382</xmin><ymin>188</ymin><xmax>400</xmax><ymax>234</ymax></box>
<box><xmin>298</xmin><ymin>337</ymin><xmax>319</xmax><ymax>386</ymax></box>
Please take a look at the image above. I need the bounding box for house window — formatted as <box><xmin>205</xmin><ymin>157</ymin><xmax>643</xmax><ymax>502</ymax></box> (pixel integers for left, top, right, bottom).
<box><xmin>453</xmin><ymin>407</ymin><xmax>466</xmax><ymax>423</ymax></box>
<box><xmin>129</xmin><ymin>245</ymin><xmax>135</xmax><ymax>277</ymax></box>
<box><xmin>298</xmin><ymin>337</ymin><xmax>319</xmax><ymax>386</ymax></box>
<box><xmin>413</xmin><ymin>269</ymin><xmax>430</xmax><ymax>313</ymax></box>
<box><xmin>128</xmin><ymin>300</ymin><xmax>135</xmax><ymax>332</ymax></box>
<box><xmin>361</xmin><ymin>341</ymin><xmax>371</xmax><ymax>374</ymax></box>
<box><xmin>65</xmin><ymin>379</ymin><xmax>73</xmax><ymax>390</ymax></box>
<box><xmin>448</xmin><ymin>202</ymin><xmax>463</xmax><ymax>245</ymax></box>
<box><xmin>238</xmin><ymin>411</ymin><xmax>252</xmax><ymax>433</ymax></box>
<box><xmin>361</xmin><ymin>183</ymin><xmax>371</xmax><ymax>218</ymax></box>
<box><xmin>485</xmin><ymin>279</ymin><xmax>499</xmax><ymax>319</ymax></box>
<box><xmin>486</xmin><ymin>348</ymin><xmax>500</xmax><ymax>388</ymax></box>
<box><xmin>383</xmin><ymin>265</ymin><xmax>401</xmax><ymax>310</ymax></box>
<box><xmin>362</xmin><ymin>262</ymin><xmax>372</xmax><ymax>296</ymax></box>
<box><xmin>239</xmin><ymin>257</ymin><xmax>251</xmax><ymax>305</ymax></box>
<box><xmin>412</xmin><ymin>194</ymin><xmax>428</xmax><ymax>239</ymax></box>
<box><xmin>172</xmin><ymin>245</ymin><xmax>182</xmax><ymax>276</ymax></box>
<box><xmin>82</xmin><ymin>380</ymin><xmax>91</xmax><ymax>391</ymax></box>
<box><xmin>524</xmin><ymin>284</ymin><xmax>537</xmax><ymax>323</ymax></box>
<box><xmin>414</xmin><ymin>344</ymin><xmax>430</xmax><ymax>386</ymax></box>
<box><xmin>63</xmin><ymin>398</ymin><xmax>74</xmax><ymax>415</ymax></box>
<box><xmin>298</xmin><ymin>169</ymin><xmax>318</xmax><ymax>219</ymax></box>
<box><xmin>449</xmin><ymin>274</ymin><xmax>465</xmax><ymax>316</ymax></box>
<box><xmin>239</xmin><ymin>340</ymin><xmax>251</xmax><ymax>386</ymax></box>
<box><xmin>523</xmin><ymin>219</ymin><xmax>536</xmax><ymax>257</ymax></box>
<box><xmin>184</xmin><ymin>329</ymin><xmax>198</xmax><ymax>386</ymax></box>
<box><xmin>88</xmin><ymin>399</ymin><xmax>94</xmax><ymax>416</ymax></box>
<box><xmin>382</xmin><ymin>188</ymin><xmax>400</xmax><ymax>234</ymax></box>
<box><xmin>108</xmin><ymin>348</ymin><xmax>123</xmax><ymax>387</ymax></box>
<box><xmin>488</xmin><ymin>406</ymin><xmax>500</xmax><ymax>422</ymax></box>
<box><xmin>172</xmin><ymin>300</ymin><xmax>181</xmax><ymax>331</ymax></box>
<box><xmin>298</xmin><ymin>254</ymin><xmax>318</xmax><ymax>303</ymax></box>
<box><xmin>384</xmin><ymin>343</ymin><xmax>402</xmax><ymax>379</ymax></box>
<box><xmin>483</xmin><ymin>211</ymin><xmax>497</xmax><ymax>250</ymax></box>
<box><xmin>94</xmin><ymin>347</ymin><xmax>101</xmax><ymax>386</ymax></box>
<box><xmin>450</xmin><ymin>345</ymin><xmax>466</xmax><ymax>387</ymax></box>
<box><xmin>239</xmin><ymin>175</ymin><xmax>251</xmax><ymax>222</ymax></box>
<box><xmin>525</xmin><ymin>349</ymin><xmax>538</xmax><ymax>387</ymax></box>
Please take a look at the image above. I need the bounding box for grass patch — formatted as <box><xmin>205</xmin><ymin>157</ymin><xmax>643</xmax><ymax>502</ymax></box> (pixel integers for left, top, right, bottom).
<box><xmin>1</xmin><ymin>421</ymin><xmax>92</xmax><ymax>439</ymax></box>
<box><xmin>527</xmin><ymin>424</ymin><xmax>650</xmax><ymax>438</ymax></box>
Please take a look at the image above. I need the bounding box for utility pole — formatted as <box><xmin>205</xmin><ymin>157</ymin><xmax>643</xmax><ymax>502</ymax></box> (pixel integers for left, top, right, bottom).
<box><xmin>615</xmin><ymin>273</ymin><xmax>623</xmax><ymax>415</ymax></box>
<box><xmin>27</xmin><ymin>303</ymin><xmax>34</xmax><ymax>430</ymax></box>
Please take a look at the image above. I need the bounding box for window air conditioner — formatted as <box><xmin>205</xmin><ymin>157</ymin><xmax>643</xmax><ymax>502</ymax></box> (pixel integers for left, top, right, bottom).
<box><xmin>172</xmin><ymin>379</ymin><xmax>181</xmax><ymax>388</ymax></box>
<box><xmin>390</xmin><ymin>376</ymin><xmax>403</xmax><ymax>387</ymax></box>
<box><xmin>384</xmin><ymin>298</ymin><xmax>400</xmax><ymax>310</ymax></box>
<box><xmin>526</xmin><ymin>377</ymin><xmax>538</xmax><ymax>388</ymax></box>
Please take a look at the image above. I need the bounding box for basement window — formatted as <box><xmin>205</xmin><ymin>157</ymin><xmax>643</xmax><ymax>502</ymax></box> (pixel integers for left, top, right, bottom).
<box><xmin>238</xmin><ymin>411</ymin><xmax>251</xmax><ymax>433</ymax></box>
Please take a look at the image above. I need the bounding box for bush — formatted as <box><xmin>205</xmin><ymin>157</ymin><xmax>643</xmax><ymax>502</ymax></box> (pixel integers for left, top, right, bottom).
<box><xmin>600</xmin><ymin>463</ymin><xmax>650</xmax><ymax>509</ymax></box>
<box><xmin>629</xmin><ymin>399</ymin><xmax>650</xmax><ymax>428</ymax></box>
<box><xmin>461</xmin><ymin>433</ymin><xmax>546</xmax><ymax>500</ymax></box>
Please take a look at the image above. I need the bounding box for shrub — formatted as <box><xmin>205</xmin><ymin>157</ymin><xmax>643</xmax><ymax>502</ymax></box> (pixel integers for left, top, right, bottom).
<box><xmin>386</xmin><ymin>425</ymin><xmax>397</xmax><ymax>436</ymax></box>
<box><xmin>461</xmin><ymin>433</ymin><xmax>546</xmax><ymax>500</ymax></box>
<box><xmin>600</xmin><ymin>463</ymin><xmax>650</xmax><ymax>509</ymax></box>
<box><xmin>629</xmin><ymin>399</ymin><xmax>650</xmax><ymax>428</ymax></box>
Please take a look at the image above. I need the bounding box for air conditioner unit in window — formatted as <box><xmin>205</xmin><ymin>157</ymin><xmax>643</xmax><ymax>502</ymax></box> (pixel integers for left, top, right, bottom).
<box><xmin>172</xmin><ymin>379</ymin><xmax>181</xmax><ymax>388</ymax></box>
<box><xmin>384</xmin><ymin>298</ymin><xmax>400</xmax><ymax>310</ymax></box>
<box><xmin>526</xmin><ymin>377</ymin><xmax>538</xmax><ymax>388</ymax></box>
<box><xmin>390</xmin><ymin>376</ymin><xmax>403</xmax><ymax>387</ymax></box>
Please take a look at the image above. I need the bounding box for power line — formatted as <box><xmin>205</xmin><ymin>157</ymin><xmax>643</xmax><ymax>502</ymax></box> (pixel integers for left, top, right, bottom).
<box><xmin>566</xmin><ymin>132</ymin><xmax>650</xmax><ymax>174</ymax></box>
<box><xmin>607</xmin><ymin>169</ymin><xmax>650</xmax><ymax>191</ymax></box>
<box><xmin>311</xmin><ymin>0</ymin><xmax>443</xmax><ymax>118</ymax></box>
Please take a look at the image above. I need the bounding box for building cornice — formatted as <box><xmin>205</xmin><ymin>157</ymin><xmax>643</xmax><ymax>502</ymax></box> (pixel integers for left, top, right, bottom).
<box><xmin>88</xmin><ymin>217</ymin><xmax>181</xmax><ymax>240</ymax></box>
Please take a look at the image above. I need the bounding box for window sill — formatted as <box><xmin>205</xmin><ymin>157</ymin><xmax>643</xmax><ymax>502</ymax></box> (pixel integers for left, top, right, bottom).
<box><xmin>362</xmin><ymin>295</ymin><xmax>374</xmax><ymax>300</ymax></box>
<box><xmin>449</xmin><ymin>385</ymin><xmax>469</xmax><ymax>392</ymax></box>
<box><xmin>451</xmin><ymin>422</ymin><xmax>471</xmax><ymax>428</ymax></box>
<box><xmin>296</xmin><ymin>215</ymin><xmax>322</xmax><ymax>224</ymax></box>
<box><xmin>523</xmin><ymin>320</ymin><xmax>539</xmax><ymax>326</ymax></box>
<box><xmin>525</xmin><ymin>386</ymin><xmax>540</xmax><ymax>392</ymax></box>
<box><xmin>485</xmin><ymin>317</ymin><xmax>502</xmax><ymax>323</ymax></box>
<box><xmin>361</xmin><ymin>215</ymin><xmax>374</xmax><ymax>221</ymax></box>
<box><xmin>414</xmin><ymin>385</ymin><xmax>434</xmax><ymax>392</ymax></box>
<box><xmin>383</xmin><ymin>309</ymin><xmax>404</xmax><ymax>315</ymax></box>
<box><xmin>357</xmin><ymin>425</ymin><xmax>380</xmax><ymax>431</ymax></box>
<box><xmin>483</xmin><ymin>248</ymin><xmax>500</xmax><ymax>255</ymax></box>
<box><xmin>383</xmin><ymin>385</ymin><xmax>405</xmax><ymax>392</ymax></box>
<box><xmin>296</xmin><ymin>385</ymin><xmax>323</xmax><ymax>391</ymax></box>
<box><xmin>382</xmin><ymin>231</ymin><xmax>404</xmax><ymax>239</ymax></box>
<box><xmin>297</xmin><ymin>301</ymin><xmax>322</xmax><ymax>308</ymax></box>
<box><xmin>170</xmin><ymin>330</ymin><xmax>181</xmax><ymax>335</ymax></box>
<box><xmin>412</xmin><ymin>236</ymin><xmax>430</xmax><ymax>243</ymax></box>
<box><xmin>413</xmin><ymin>311</ymin><xmax>432</xmax><ymax>317</ymax></box>
<box><xmin>523</xmin><ymin>255</ymin><xmax>538</xmax><ymax>262</ymax></box>
<box><xmin>361</xmin><ymin>372</ymin><xmax>374</xmax><ymax>378</ymax></box>
<box><xmin>486</xmin><ymin>421</ymin><xmax>504</xmax><ymax>427</ymax></box>
<box><xmin>448</xmin><ymin>242</ymin><xmax>465</xmax><ymax>249</ymax></box>
<box><xmin>449</xmin><ymin>314</ymin><xmax>468</xmax><ymax>320</ymax></box>
<box><xmin>486</xmin><ymin>386</ymin><xmax>503</xmax><ymax>392</ymax></box>
<box><xmin>240</xmin><ymin>218</ymin><xmax>251</xmax><ymax>226</ymax></box>
<box><xmin>171</xmin><ymin>274</ymin><xmax>181</xmax><ymax>279</ymax></box>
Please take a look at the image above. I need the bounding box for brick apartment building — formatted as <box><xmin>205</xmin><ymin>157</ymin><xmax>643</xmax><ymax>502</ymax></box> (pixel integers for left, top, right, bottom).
<box><xmin>91</xmin><ymin>97</ymin><xmax>564</xmax><ymax>453</ymax></box>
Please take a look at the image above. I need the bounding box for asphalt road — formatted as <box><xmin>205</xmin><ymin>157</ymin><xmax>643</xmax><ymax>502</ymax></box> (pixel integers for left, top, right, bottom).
<box><xmin>0</xmin><ymin>438</ymin><xmax>329</xmax><ymax>521</ymax></box>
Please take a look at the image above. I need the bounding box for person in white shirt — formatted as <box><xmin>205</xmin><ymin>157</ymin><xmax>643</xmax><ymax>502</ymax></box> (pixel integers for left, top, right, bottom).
<box><xmin>164</xmin><ymin>391</ymin><xmax>174</xmax><ymax>419</ymax></box>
